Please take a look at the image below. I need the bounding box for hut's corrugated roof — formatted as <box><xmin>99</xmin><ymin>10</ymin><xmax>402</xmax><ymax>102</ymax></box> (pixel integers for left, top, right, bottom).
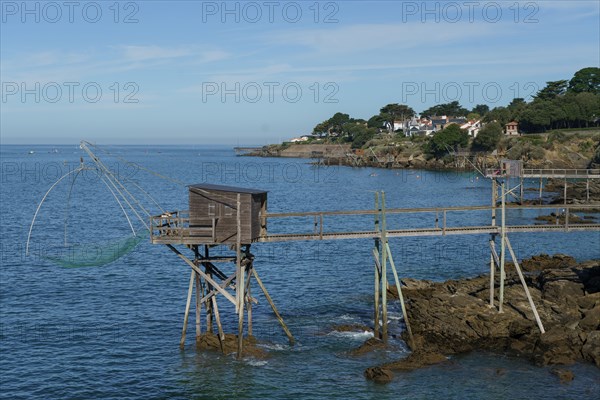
<box><xmin>189</xmin><ymin>183</ymin><xmax>267</xmax><ymax>195</ymax></box>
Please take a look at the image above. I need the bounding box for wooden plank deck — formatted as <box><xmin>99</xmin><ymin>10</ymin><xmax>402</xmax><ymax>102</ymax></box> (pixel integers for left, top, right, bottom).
<box><xmin>150</xmin><ymin>203</ymin><xmax>600</xmax><ymax>245</ymax></box>
<box><xmin>257</xmin><ymin>224</ymin><xmax>600</xmax><ymax>243</ymax></box>
<box><xmin>485</xmin><ymin>168</ymin><xmax>600</xmax><ymax>179</ymax></box>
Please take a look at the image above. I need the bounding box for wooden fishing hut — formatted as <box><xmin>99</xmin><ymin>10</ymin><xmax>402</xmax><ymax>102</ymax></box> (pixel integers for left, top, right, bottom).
<box><xmin>150</xmin><ymin>183</ymin><xmax>293</xmax><ymax>358</ymax></box>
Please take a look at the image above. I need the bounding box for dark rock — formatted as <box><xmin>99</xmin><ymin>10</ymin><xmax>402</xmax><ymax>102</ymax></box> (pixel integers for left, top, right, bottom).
<box><xmin>522</xmin><ymin>254</ymin><xmax>577</xmax><ymax>272</ymax></box>
<box><xmin>365</xmin><ymin>255</ymin><xmax>600</xmax><ymax>379</ymax></box>
<box><xmin>381</xmin><ymin>351</ymin><xmax>447</xmax><ymax>372</ymax></box>
<box><xmin>541</xmin><ymin>281</ymin><xmax>584</xmax><ymax>303</ymax></box>
<box><xmin>581</xmin><ymin>331</ymin><xmax>600</xmax><ymax>367</ymax></box>
<box><xmin>364</xmin><ymin>367</ymin><xmax>394</xmax><ymax>384</ymax></box>
<box><xmin>551</xmin><ymin>368</ymin><xmax>575</xmax><ymax>384</ymax></box>
<box><xmin>577</xmin><ymin>292</ymin><xmax>600</xmax><ymax>310</ymax></box>
<box><xmin>350</xmin><ymin>337</ymin><xmax>386</xmax><ymax>356</ymax></box>
<box><xmin>534</xmin><ymin>327</ymin><xmax>581</xmax><ymax>366</ymax></box>
<box><xmin>196</xmin><ymin>333</ymin><xmax>266</xmax><ymax>358</ymax></box>
<box><xmin>579</xmin><ymin>306</ymin><xmax>600</xmax><ymax>330</ymax></box>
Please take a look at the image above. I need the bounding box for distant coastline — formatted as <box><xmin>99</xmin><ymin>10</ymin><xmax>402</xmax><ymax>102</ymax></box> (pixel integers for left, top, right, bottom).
<box><xmin>240</xmin><ymin>128</ymin><xmax>600</xmax><ymax>173</ymax></box>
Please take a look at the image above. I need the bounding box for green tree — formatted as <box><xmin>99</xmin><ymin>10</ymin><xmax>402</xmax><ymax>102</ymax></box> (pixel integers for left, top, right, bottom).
<box><xmin>367</xmin><ymin>114</ymin><xmax>387</xmax><ymax>129</ymax></box>
<box><xmin>347</xmin><ymin>125</ymin><xmax>378</xmax><ymax>148</ymax></box>
<box><xmin>328</xmin><ymin>112</ymin><xmax>351</xmax><ymax>134</ymax></box>
<box><xmin>568</xmin><ymin>67</ymin><xmax>600</xmax><ymax>94</ymax></box>
<box><xmin>574</xmin><ymin>92</ymin><xmax>600</xmax><ymax>127</ymax></box>
<box><xmin>467</xmin><ymin>112</ymin><xmax>481</xmax><ymax>121</ymax></box>
<box><xmin>506</xmin><ymin>98</ymin><xmax>528</xmax><ymax>122</ymax></box>
<box><xmin>483</xmin><ymin>106</ymin><xmax>511</xmax><ymax>126</ymax></box>
<box><xmin>472</xmin><ymin>121</ymin><xmax>503</xmax><ymax>151</ymax></box>
<box><xmin>472</xmin><ymin>104</ymin><xmax>489</xmax><ymax>116</ymax></box>
<box><xmin>534</xmin><ymin>80</ymin><xmax>569</xmax><ymax>100</ymax></box>
<box><xmin>379</xmin><ymin>104</ymin><xmax>415</xmax><ymax>132</ymax></box>
<box><xmin>422</xmin><ymin>101</ymin><xmax>469</xmax><ymax>117</ymax></box>
<box><xmin>427</xmin><ymin>124</ymin><xmax>469</xmax><ymax>158</ymax></box>
<box><xmin>312</xmin><ymin>120</ymin><xmax>330</xmax><ymax>137</ymax></box>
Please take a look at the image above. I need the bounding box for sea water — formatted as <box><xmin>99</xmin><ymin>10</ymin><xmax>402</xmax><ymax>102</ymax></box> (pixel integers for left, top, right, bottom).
<box><xmin>1</xmin><ymin>144</ymin><xmax>599</xmax><ymax>399</ymax></box>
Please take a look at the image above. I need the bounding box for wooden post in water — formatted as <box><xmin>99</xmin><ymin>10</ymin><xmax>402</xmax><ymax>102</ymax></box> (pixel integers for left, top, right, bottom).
<box><xmin>505</xmin><ymin>237</ymin><xmax>545</xmax><ymax>334</ymax></box>
<box><xmin>211</xmin><ymin>295</ymin><xmax>226</xmax><ymax>353</ymax></box>
<box><xmin>489</xmin><ymin>179</ymin><xmax>497</xmax><ymax>307</ymax></box>
<box><xmin>519</xmin><ymin>176</ymin><xmax>524</xmax><ymax>204</ymax></box>
<box><xmin>180</xmin><ymin>269</ymin><xmax>196</xmax><ymax>348</ymax></box>
<box><xmin>236</xmin><ymin>194</ymin><xmax>245</xmax><ymax>359</ymax></box>
<box><xmin>194</xmin><ymin>246</ymin><xmax>202</xmax><ymax>342</ymax></box>
<box><xmin>380</xmin><ymin>191</ymin><xmax>389</xmax><ymax>343</ymax></box>
<box><xmin>204</xmin><ymin>246</ymin><xmax>213</xmax><ymax>334</ymax></box>
<box><xmin>499</xmin><ymin>182</ymin><xmax>506</xmax><ymax>313</ymax></box>
<box><xmin>586</xmin><ymin>179</ymin><xmax>590</xmax><ymax>203</ymax></box>
<box><xmin>385</xmin><ymin>242</ymin><xmax>415</xmax><ymax>350</ymax></box>
<box><xmin>373</xmin><ymin>192</ymin><xmax>381</xmax><ymax>339</ymax></box>
<box><xmin>252</xmin><ymin>268</ymin><xmax>295</xmax><ymax>345</ymax></box>
<box><xmin>246</xmin><ymin>260</ymin><xmax>253</xmax><ymax>336</ymax></box>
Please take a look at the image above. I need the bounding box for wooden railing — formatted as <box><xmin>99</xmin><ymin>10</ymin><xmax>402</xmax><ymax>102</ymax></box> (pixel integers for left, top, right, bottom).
<box><xmin>260</xmin><ymin>204</ymin><xmax>600</xmax><ymax>241</ymax></box>
<box><xmin>150</xmin><ymin>211</ymin><xmax>217</xmax><ymax>243</ymax></box>
<box><xmin>485</xmin><ymin>168</ymin><xmax>600</xmax><ymax>178</ymax></box>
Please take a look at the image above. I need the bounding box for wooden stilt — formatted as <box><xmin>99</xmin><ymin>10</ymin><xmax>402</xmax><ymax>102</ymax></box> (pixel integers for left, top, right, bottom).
<box><xmin>195</xmin><ymin>271</ymin><xmax>201</xmax><ymax>341</ymax></box>
<box><xmin>380</xmin><ymin>191</ymin><xmax>389</xmax><ymax>343</ymax></box>
<box><xmin>180</xmin><ymin>269</ymin><xmax>196</xmax><ymax>348</ymax></box>
<box><xmin>489</xmin><ymin>237</ymin><xmax>498</xmax><ymax>307</ymax></box>
<box><xmin>385</xmin><ymin>242</ymin><xmax>415</xmax><ymax>350</ymax></box>
<box><xmin>490</xmin><ymin>180</ymin><xmax>497</xmax><ymax>307</ymax></box>
<box><xmin>237</xmin><ymin>261</ymin><xmax>245</xmax><ymax>359</ymax></box>
<box><xmin>373</xmin><ymin>192</ymin><xmax>381</xmax><ymax>339</ymax></box>
<box><xmin>211</xmin><ymin>295</ymin><xmax>226</xmax><ymax>353</ymax></box>
<box><xmin>539</xmin><ymin>177</ymin><xmax>543</xmax><ymax>204</ymax></box>
<box><xmin>519</xmin><ymin>176</ymin><xmax>524</xmax><ymax>204</ymax></box>
<box><xmin>204</xmin><ymin>246</ymin><xmax>213</xmax><ymax>334</ymax></box>
<box><xmin>236</xmin><ymin>194</ymin><xmax>244</xmax><ymax>359</ymax></box>
<box><xmin>505</xmin><ymin>237</ymin><xmax>545</xmax><ymax>333</ymax></box>
<box><xmin>564</xmin><ymin>179</ymin><xmax>567</xmax><ymax>205</ymax></box>
<box><xmin>194</xmin><ymin>246</ymin><xmax>201</xmax><ymax>342</ymax></box>
<box><xmin>246</xmin><ymin>264</ymin><xmax>253</xmax><ymax>336</ymax></box>
<box><xmin>372</xmin><ymin>248</ymin><xmax>382</xmax><ymax>339</ymax></box>
<box><xmin>166</xmin><ymin>245</ymin><xmax>237</xmax><ymax>306</ymax></box>
<box><xmin>586</xmin><ymin>179</ymin><xmax>590</xmax><ymax>203</ymax></box>
<box><xmin>499</xmin><ymin>183</ymin><xmax>506</xmax><ymax>313</ymax></box>
<box><xmin>252</xmin><ymin>268</ymin><xmax>295</xmax><ymax>345</ymax></box>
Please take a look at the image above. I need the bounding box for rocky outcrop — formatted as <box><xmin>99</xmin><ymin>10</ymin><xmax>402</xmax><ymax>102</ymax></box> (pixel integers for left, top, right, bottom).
<box><xmin>196</xmin><ymin>333</ymin><xmax>267</xmax><ymax>358</ymax></box>
<box><xmin>545</xmin><ymin>179</ymin><xmax>600</xmax><ymax>205</ymax></box>
<box><xmin>364</xmin><ymin>255</ymin><xmax>600</xmax><ymax>383</ymax></box>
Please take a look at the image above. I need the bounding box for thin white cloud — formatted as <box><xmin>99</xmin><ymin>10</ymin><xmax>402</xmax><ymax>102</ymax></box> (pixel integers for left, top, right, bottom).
<box><xmin>118</xmin><ymin>45</ymin><xmax>194</xmax><ymax>61</ymax></box>
<box><xmin>2</xmin><ymin>45</ymin><xmax>231</xmax><ymax>84</ymax></box>
<box><xmin>264</xmin><ymin>22</ymin><xmax>499</xmax><ymax>54</ymax></box>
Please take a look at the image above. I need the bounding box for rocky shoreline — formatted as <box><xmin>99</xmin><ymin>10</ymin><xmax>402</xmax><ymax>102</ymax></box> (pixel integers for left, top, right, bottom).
<box><xmin>361</xmin><ymin>254</ymin><xmax>600</xmax><ymax>384</ymax></box>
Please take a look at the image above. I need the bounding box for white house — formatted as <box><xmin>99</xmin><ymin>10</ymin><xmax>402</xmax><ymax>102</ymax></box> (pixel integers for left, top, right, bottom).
<box><xmin>289</xmin><ymin>136</ymin><xmax>310</xmax><ymax>143</ymax></box>
<box><xmin>461</xmin><ymin>120</ymin><xmax>482</xmax><ymax>137</ymax></box>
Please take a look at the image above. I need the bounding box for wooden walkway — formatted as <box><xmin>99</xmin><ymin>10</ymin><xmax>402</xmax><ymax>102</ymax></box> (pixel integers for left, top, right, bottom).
<box><xmin>259</xmin><ymin>204</ymin><xmax>599</xmax><ymax>243</ymax></box>
<box><xmin>151</xmin><ymin>204</ymin><xmax>600</xmax><ymax>245</ymax></box>
<box><xmin>485</xmin><ymin>168</ymin><xmax>600</xmax><ymax>179</ymax></box>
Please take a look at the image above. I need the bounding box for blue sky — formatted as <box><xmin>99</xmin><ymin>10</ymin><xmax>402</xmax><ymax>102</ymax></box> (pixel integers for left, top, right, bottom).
<box><xmin>1</xmin><ymin>0</ymin><xmax>599</xmax><ymax>144</ymax></box>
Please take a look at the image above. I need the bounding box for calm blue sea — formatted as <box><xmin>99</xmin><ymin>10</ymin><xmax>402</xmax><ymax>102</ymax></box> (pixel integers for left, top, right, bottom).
<box><xmin>1</xmin><ymin>144</ymin><xmax>599</xmax><ymax>399</ymax></box>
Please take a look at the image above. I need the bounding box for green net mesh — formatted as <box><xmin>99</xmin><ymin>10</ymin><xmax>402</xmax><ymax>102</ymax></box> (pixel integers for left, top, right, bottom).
<box><xmin>43</xmin><ymin>230</ymin><xmax>147</xmax><ymax>268</ymax></box>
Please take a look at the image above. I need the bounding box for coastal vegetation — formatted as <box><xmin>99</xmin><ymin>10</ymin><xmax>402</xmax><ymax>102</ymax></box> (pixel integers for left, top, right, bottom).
<box><xmin>265</xmin><ymin>68</ymin><xmax>600</xmax><ymax>169</ymax></box>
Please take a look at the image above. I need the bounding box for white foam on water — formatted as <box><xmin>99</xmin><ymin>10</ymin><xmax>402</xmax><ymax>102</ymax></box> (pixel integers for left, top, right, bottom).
<box><xmin>339</xmin><ymin>314</ymin><xmax>355</xmax><ymax>321</ymax></box>
<box><xmin>327</xmin><ymin>330</ymin><xmax>374</xmax><ymax>340</ymax></box>
<box><xmin>246</xmin><ymin>359</ymin><xmax>268</xmax><ymax>367</ymax></box>
<box><xmin>258</xmin><ymin>343</ymin><xmax>288</xmax><ymax>351</ymax></box>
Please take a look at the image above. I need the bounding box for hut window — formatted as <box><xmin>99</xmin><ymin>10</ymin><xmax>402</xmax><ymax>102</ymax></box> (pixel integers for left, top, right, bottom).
<box><xmin>224</xmin><ymin>205</ymin><xmax>234</xmax><ymax>216</ymax></box>
<box><xmin>208</xmin><ymin>203</ymin><xmax>216</xmax><ymax>216</ymax></box>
